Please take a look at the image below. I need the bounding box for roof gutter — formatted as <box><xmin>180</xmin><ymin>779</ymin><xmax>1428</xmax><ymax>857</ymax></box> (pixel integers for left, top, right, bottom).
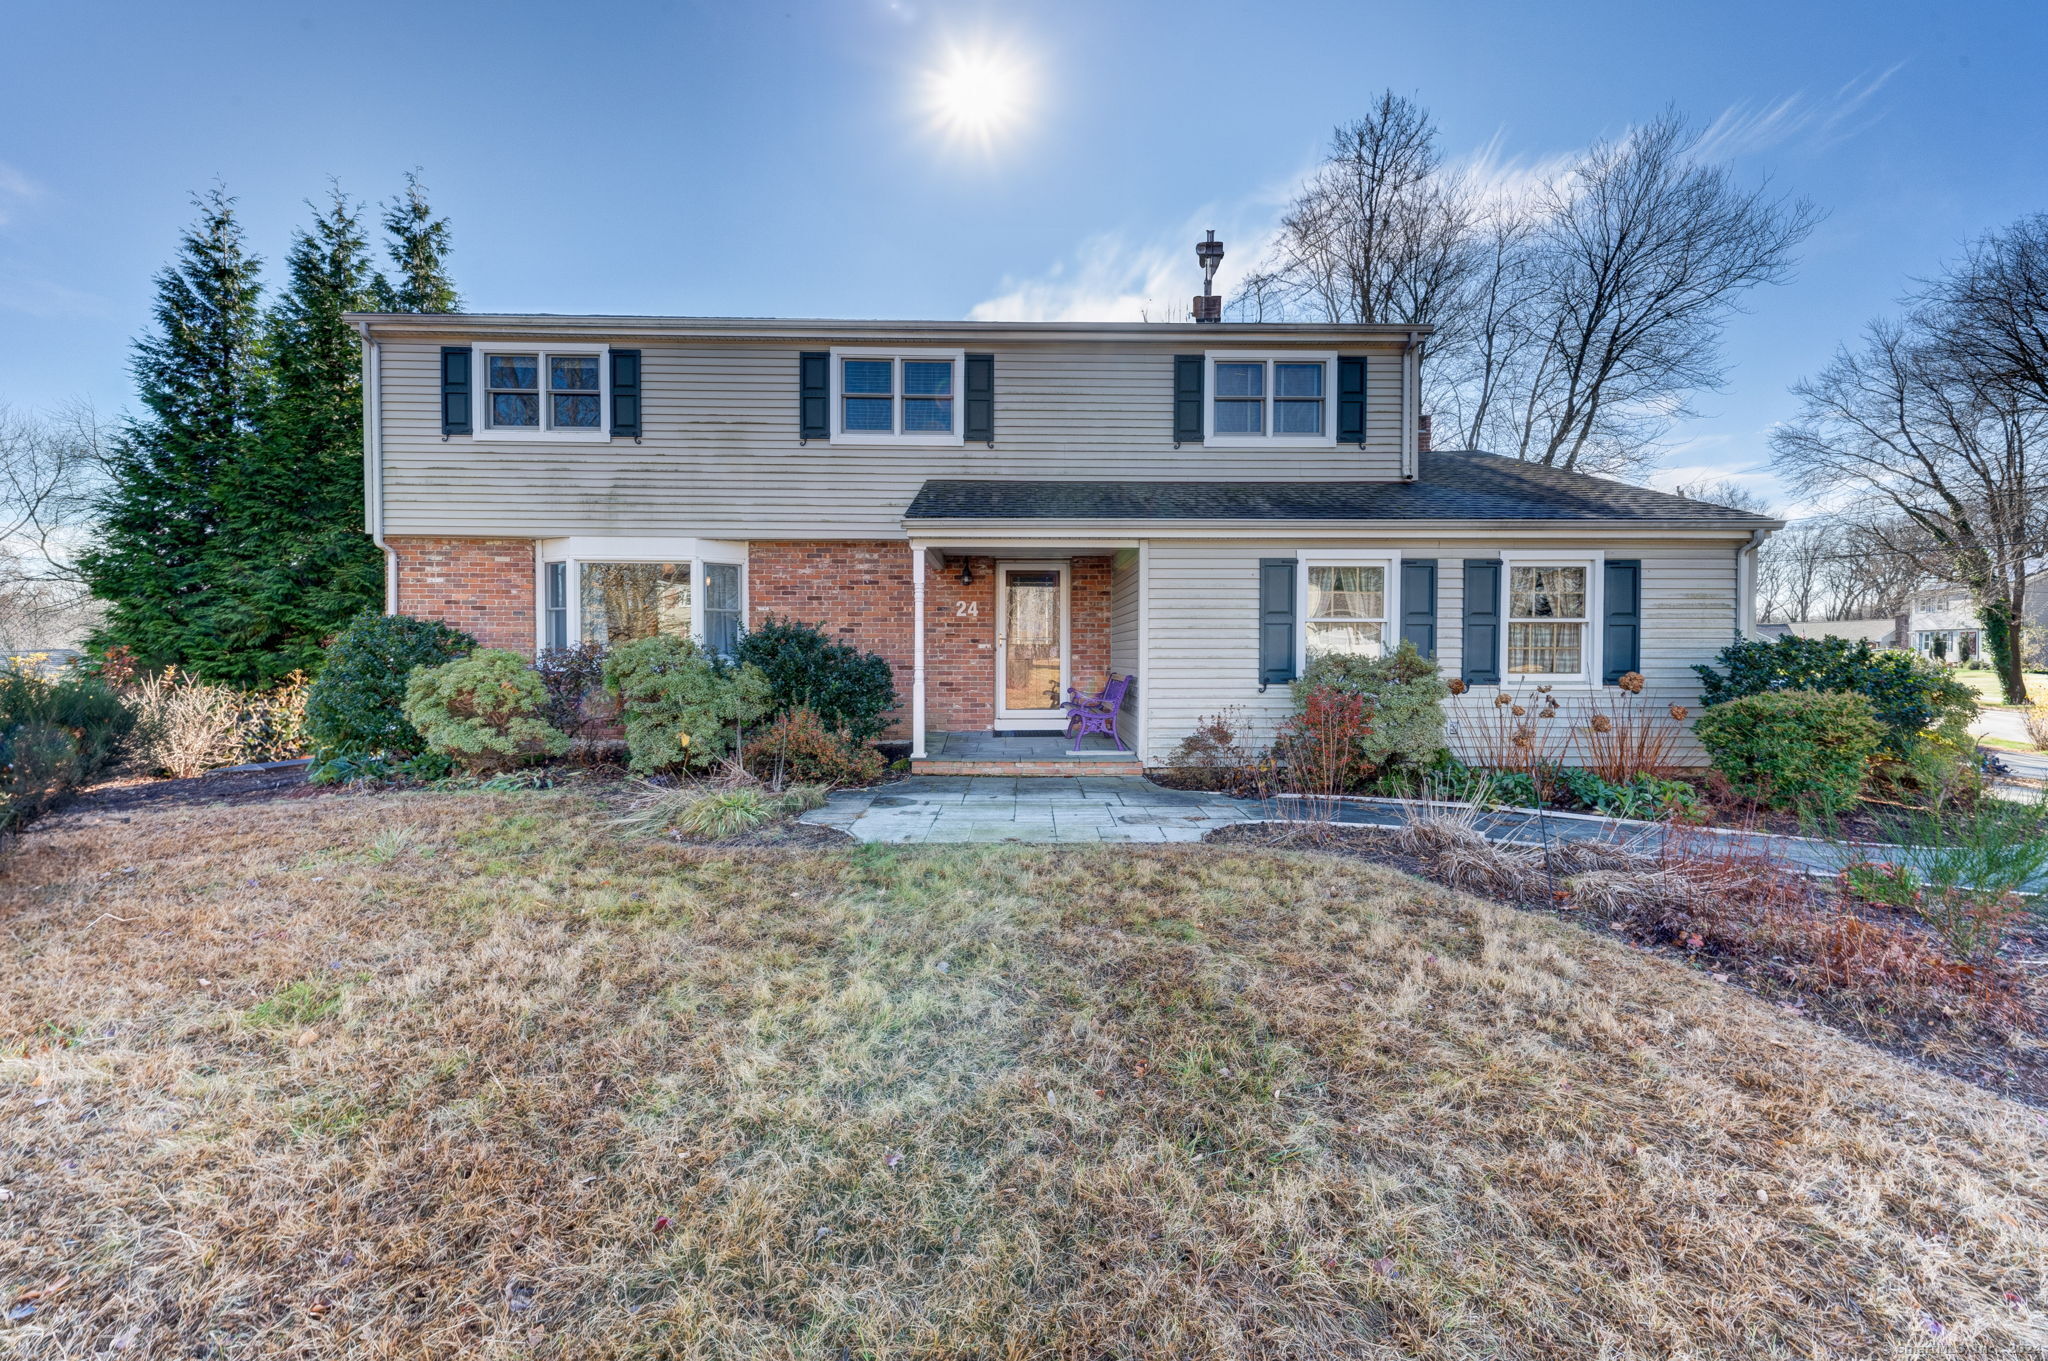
<box><xmin>345</xmin><ymin>312</ymin><xmax>1437</xmax><ymax>345</ymax></box>
<box><xmin>356</xmin><ymin>322</ymin><xmax>397</xmax><ymax>613</ymax></box>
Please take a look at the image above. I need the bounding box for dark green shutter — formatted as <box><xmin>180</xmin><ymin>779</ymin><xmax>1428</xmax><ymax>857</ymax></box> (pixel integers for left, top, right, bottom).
<box><xmin>799</xmin><ymin>351</ymin><xmax>829</xmax><ymax>440</ymax></box>
<box><xmin>1259</xmin><ymin>557</ymin><xmax>1297</xmax><ymax>687</ymax></box>
<box><xmin>1337</xmin><ymin>356</ymin><xmax>1368</xmax><ymax>444</ymax></box>
<box><xmin>1603</xmin><ymin>559</ymin><xmax>1642</xmax><ymax>683</ymax></box>
<box><xmin>1174</xmin><ymin>354</ymin><xmax>1204</xmax><ymax>444</ymax></box>
<box><xmin>440</xmin><ymin>346</ymin><xmax>471</xmax><ymax>436</ymax></box>
<box><xmin>964</xmin><ymin>352</ymin><xmax>994</xmax><ymax>443</ymax></box>
<box><xmin>1462</xmin><ymin>559</ymin><xmax>1502</xmax><ymax>685</ymax></box>
<box><xmin>610</xmin><ymin>349</ymin><xmax>641</xmax><ymax>438</ymax></box>
<box><xmin>1400</xmin><ymin>558</ymin><xmax>1437</xmax><ymax>657</ymax></box>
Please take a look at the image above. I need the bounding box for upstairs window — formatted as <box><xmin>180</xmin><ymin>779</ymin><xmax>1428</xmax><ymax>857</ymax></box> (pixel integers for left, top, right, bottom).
<box><xmin>1205</xmin><ymin>354</ymin><xmax>1335</xmax><ymax>445</ymax></box>
<box><xmin>480</xmin><ymin>347</ymin><xmax>609</xmax><ymax>437</ymax></box>
<box><xmin>831</xmin><ymin>351</ymin><xmax>964</xmax><ymax>443</ymax></box>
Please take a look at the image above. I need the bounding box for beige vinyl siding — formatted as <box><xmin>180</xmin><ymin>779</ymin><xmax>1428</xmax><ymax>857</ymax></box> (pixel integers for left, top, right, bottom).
<box><xmin>378</xmin><ymin>339</ymin><xmax>1409</xmax><ymax>539</ymax></box>
<box><xmin>1110</xmin><ymin>548</ymin><xmax>1141</xmax><ymax>728</ymax></box>
<box><xmin>1141</xmin><ymin>538</ymin><xmax>1740</xmax><ymax>767</ymax></box>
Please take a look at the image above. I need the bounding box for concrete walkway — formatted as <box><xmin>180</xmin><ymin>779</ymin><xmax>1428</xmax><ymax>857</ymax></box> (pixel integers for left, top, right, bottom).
<box><xmin>803</xmin><ymin>775</ymin><xmax>1254</xmax><ymax>843</ymax></box>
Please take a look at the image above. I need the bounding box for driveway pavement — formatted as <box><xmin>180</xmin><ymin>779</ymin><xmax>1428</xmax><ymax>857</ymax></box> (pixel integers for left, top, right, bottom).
<box><xmin>802</xmin><ymin>775</ymin><xmax>1254</xmax><ymax>843</ymax></box>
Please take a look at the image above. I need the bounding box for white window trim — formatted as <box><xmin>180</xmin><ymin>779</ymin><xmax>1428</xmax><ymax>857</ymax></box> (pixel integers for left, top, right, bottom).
<box><xmin>472</xmin><ymin>343</ymin><xmax>611</xmax><ymax>442</ymax></box>
<box><xmin>1205</xmin><ymin>351</ymin><xmax>1338</xmax><ymax>448</ymax></box>
<box><xmin>829</xmin><ymin>347</ymin><xmax>966</xmax><ymax>446</ymax></box>
<box><xmin>1297</xmin><ymin>550</ymin><xmax>1402</xmax><ymax>666</ymax></box>
<box><xmin>534</xmin><ymin>537</ymin><xmax>748</xmax><ymax>652</ymax></box>
<box><xmin>1499</xmin><ymin>550</ymin><xmax>1603</xmax><ymax>686</ymax></box>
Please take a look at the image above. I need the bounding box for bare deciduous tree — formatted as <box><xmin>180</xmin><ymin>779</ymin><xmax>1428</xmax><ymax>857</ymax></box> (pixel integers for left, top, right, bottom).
<box><xmin>1771</xmin><ymin>317</ymin><xmax>2047</xmax><ymax>701</ymax></box>
<box><xmin>0</xmin><ymin>401</ymin><xmax>109</xmax><ymax>653</ymax></box>
<box><xmin>1241</xmin><ymin>99</ymin><xmax>1816</xmax><ymax>480</ymax></box>
<box><xmin>1753</xmin><ymin>517</ymin><xmax>1923</xmax><ymax>624</ymax></box>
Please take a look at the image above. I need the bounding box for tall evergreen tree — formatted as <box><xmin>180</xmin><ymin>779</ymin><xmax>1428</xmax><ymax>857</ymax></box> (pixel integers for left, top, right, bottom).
<box><xmin>206</xmin><ymin>186</ymin><xmax>384</xmax><ymax>685</ymax></box>
<box><xmin>370</xmin><ymin>170</ymin><xmax>460</xmax><ymax>313</ymax></box>
<box><xmin>80</xmin><ymin>187</ymin><xmax>267</xmax><ymax>671</ymax></box>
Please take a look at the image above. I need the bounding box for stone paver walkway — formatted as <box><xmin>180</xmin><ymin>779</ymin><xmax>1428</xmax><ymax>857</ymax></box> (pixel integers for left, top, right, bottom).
<box><xmin>803</xmin><ymin>775</ymin><xmax>1253</xmax><ymax>843</ymax></box>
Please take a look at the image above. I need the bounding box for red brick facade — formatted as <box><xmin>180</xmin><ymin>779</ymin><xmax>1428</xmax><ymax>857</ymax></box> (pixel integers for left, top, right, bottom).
<box><xmin>390</xmin><ymin>537</ymin><xmax>535</xmax><ymax>652</ymax></box>
<box><xmin>392</xmin><ymin>536</ymin><xmax>1114</xmax><ymax>738</ymax></box>
<box><xmin>745</xmin><ymin>541</ymin><xmax>1117</xmax><ymax>736</ymax></box>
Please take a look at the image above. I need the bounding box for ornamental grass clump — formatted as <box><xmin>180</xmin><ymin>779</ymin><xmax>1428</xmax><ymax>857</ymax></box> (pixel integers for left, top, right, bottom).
<box><xmin>402</xmin><ymin>649</ymin><xmax>570</xmax><ymax>775</ymax></box>
<box><xmin>602</xmin><ymin>635</ymin><xmax>772</xmax><ymax>774</ymax></box>
<box><xmin>1691</xmin><ymin>689</ymin><xmax>1882</xmax><ymax>813</ymax></box>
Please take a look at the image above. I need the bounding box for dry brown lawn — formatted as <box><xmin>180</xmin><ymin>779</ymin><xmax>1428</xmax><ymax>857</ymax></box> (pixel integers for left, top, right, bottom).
<box><xmin>2</xmin><ymin>791</ymin><xmax>2045</xmax><ymax>1359</ymax></box>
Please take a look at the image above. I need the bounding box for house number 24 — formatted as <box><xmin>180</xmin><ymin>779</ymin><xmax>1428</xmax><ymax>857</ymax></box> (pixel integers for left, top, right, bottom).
<box><xmin>954</xmin><ymin>600</ymin><xmax>979</xmax><ymax>617</ymax></box>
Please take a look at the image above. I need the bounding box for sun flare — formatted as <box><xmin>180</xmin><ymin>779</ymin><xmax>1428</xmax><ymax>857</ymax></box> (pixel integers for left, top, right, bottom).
<box><xmin>922</xmin><ymin>43</ymin><xmax>1031</xmax><ymax>150</ymax></box>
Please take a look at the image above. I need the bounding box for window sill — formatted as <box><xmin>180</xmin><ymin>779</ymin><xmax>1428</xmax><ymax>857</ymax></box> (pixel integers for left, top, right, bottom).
<box><xmin>469</xmin><ymin>430</ymin><xmax>613</xmax><ymax>443</ymax></box>
<box><xmin>828</xmin><ymin>433</ymin><xmax>966</xmax><ymax>448</ymax></box>
<box><xmin>1205</xmin><ymin>435</ymin><xmax>1339</xmax><ymax>449</ymax></box>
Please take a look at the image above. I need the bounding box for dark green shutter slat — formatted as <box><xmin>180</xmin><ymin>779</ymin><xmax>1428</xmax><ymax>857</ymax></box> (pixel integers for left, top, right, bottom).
<box><xmin>1400</xmin><ymin>558</ymin><xmax>1437</xmax><ymax>657</ymax></box>
<box><xmin>1461</xmin><ymin>559</ymin><xmax>1502</xmax><ymax>685</ymax></box>
<box><xmin>1337</xmin><ymin>355</ymin><xmax>1368</xmax><ymax>443</ymax></box>
<box><xmin>1173</xmin><ymin>354</ymin><xmax>1204</xmax><ymax>444</ymax></box>
<box><xmin>440</xmin><ymin>346</ymin><xmax>471</xmax><ymax>436</ymax></box>
<box><xmin>798</xmin><ymin>351</ymin><xmax>829</xmax><ymax>440</ymax></box>
<box><xmin>609</xmin><ymin>349</ymin><xmax>641</xmax><ymax>438</ymax></box>
<box><xmin>1259</xmin><ymin>557</ymin><xmax>1296</xmax><ymax>686</ymax></box>
<box><xmin>964</xmin><ymin>352</ymin><xmax>994</xmax><ymax>443</ymax></box>
<box><xmin>1603</xmin><ymin>559</ymin><xmax>1642</xmax><ymax>683</ymax></box>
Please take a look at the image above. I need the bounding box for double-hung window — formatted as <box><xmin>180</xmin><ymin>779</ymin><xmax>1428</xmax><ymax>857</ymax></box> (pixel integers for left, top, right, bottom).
<box><xmin>1207</xmin><ymin>353</ymin><xmax>1335</xmax><ymax>445</ymax></box>
<box><xmin>831</xmin><ymin>350</ymin><xmax>964</xmax><ymax>443</ymax></box>
<box><xmin>1302</xmin><ymin>555</ymin><xmax>1398</xmax><ymax>660</ymax></box>
<box><xmin>479</xmin><ymin>346</ymin><xmax>608</xmax><ymax>438</ymax></box>
<box><xmin>1506</xmin><ymin>563</ymin><xmax>1592</xmax><ymax>678</ymax></box>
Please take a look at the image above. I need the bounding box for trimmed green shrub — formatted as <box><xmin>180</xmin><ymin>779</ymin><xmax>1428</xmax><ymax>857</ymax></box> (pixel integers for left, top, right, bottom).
<box><xmin>0</xmin><ymin>668</ymin><xmax>134</xmax><ymax>828</ymax></box>
<box><xmin>1691</xmin><ymin>689</ymin><xmax>1882</xmax><ymax>813</ymax></box>
<box><xmin>742</xmin><ymin>706</ymin><xmax>886</xmax><ymax>787</ymax></box>
<box><xmin>1294</xmin><ymin>640</ymin><xmax>1449</xmax><ymax>777</ymax></box>
<box><xmin>735</xmin><ymin>616</ymin><xmax>898</xmax><ymax>741</ymax></box>
<box><xmin>1693</xmin><ymin>635</ymin><xmax>1974</xmax><ymax>758</ymax></box>
<box><xmin>402</xmin><ymin>649</ymin><xmax>569</xmax><ymax>774</ymax></box>
<box><xmin>602</xmin><ymin>635</ymin><xmax>772</xmax><ymax>774</ymax></box>
<box><xmin>304</xmin><ymin>613</ymin><xmax>475</xmax><ymax>780</ymax></box>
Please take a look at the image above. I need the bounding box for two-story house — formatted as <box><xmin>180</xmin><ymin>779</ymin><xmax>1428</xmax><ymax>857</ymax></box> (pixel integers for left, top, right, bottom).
<box><xmin>350</xmin><ymin>292</ymin><xmax>1778</xmax><ymax>772</ymax></box>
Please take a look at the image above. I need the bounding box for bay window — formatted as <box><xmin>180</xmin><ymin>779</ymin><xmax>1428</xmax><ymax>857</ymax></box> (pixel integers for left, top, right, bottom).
<box><xmin>536</xmin><ymin>540</ymin><xmax>747</xmax><ymax>656</ymax></box>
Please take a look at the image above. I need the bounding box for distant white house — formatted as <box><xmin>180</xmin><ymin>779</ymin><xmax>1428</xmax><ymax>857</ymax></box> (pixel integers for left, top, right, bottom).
<box><xmin>1903</xmin><ymin>563</ymin><xmax>2048</xmax><ymax>664</ymax></box>
<box><xmin>1781</xmin><ymin>616</ymin><xmax>1907</xmax><ymax>648</ymax></box>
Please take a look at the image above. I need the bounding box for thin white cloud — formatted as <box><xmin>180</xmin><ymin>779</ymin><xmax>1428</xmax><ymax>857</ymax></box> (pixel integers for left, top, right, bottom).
<box><xmin>969</xmin><ymin>206</ymin><xmax>1285</xmax><ymax>323</ymax></box>
<box><xmin>0</xmin><ymin>162</ymin><xmax>42</xmax><ymax>225</ymax></box>
<box><xmin>1693</xmin><ymin>65</ymin><xmax>1903</xmax><ymax>160</ymax></box>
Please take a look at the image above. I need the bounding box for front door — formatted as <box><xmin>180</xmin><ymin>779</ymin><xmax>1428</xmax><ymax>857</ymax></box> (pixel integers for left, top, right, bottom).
<box><xmin>994</xmin><ymin>562</ymin><xmax>1070</xmax><ymax>727</ymax></box>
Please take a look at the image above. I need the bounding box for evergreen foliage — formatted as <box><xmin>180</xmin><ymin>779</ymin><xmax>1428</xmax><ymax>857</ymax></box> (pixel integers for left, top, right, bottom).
<box><xmin>602</xmin><ymin>635</ymin><xmax>773</xmax><ymax>773</ymax></box>
<box><xmin>80</xmin><ymin>188</ymin><xmax>266</xmax><ymax>673</ymax></box>
<box><xmin>1293</xmin><ymin>640</ymin><xmax>1450</xmax><ymax>778</ymax></box>
<box><xmin>370</xmin><ymin>171</ymin><xmax>460</xmax><ymax>313</ymax></box>
<box><xmin>304</xmin><ymin>612</ymin><xmax>475</xmax><ymax>779</ymax></box>
<box><xmin>402</xmin><ymin>648</ymin><xmax>568</xmax><ymax>773</ymax></box>
<box><xmin>733</xmin><ymin>616</ymin><xmax>899</xmax><ymax>741</ymax></box>
<box><xmin>1693</xmin><ymin>633</ymin><xmax>1976</xmax><ymax>758</ymax></box>
<box><xmin>210</xmin><ymin>187</ymin><xmax>383</xmax><ymax>684</ymax></box>
<box><xmin>1692</xmin><ymin>689</ymin><xmax>1883</xmax><ymax>813</ymax></box>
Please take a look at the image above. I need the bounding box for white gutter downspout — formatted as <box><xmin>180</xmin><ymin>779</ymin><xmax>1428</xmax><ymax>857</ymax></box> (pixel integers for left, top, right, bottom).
<box><xmin>357</xmin><ymin>323</ymin><xmax>397</xmax><ymax>613</ymax></box>
<box><xmin>1737</xmin><ymin>527</ymin><xmax>1772</xmax><ymax>640</ymax></box>
<box><xmin>1400</xmin><ymin>329</ymin><xmax>1421</xmax><ymax>480</ymax></box>
<box><xmin>910</xmin><ymin>541</ymin><xmax>927</xmax><ymax>760</ymax></box>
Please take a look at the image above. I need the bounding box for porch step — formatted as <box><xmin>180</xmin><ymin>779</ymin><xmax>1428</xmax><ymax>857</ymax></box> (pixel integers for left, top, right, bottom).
<box><xmin>912</xmin><ymin>758</ymin><xmax>1145</xmax><ymax>777</ymax></box>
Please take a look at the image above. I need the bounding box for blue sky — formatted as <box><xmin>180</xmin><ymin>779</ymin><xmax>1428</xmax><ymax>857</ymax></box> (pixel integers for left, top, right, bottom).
<box><xmin>2</xmin><ymin>0</ymin><xmax>2043</xmax><ymax>506</ymax></box>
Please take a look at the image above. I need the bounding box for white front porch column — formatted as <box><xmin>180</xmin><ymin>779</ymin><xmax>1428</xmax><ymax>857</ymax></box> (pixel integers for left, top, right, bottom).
<box><xmin>910</xmin><ymin>541</ymin><xmax>927</xmax><ymax>759</ymax></box>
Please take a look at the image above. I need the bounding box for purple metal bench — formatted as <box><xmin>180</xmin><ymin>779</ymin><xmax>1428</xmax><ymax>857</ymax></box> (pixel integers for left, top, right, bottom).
<box><xmin>1064</xmin><ymin>673</ymin><xmax>1133</xmax><ymax>752</ymax></box>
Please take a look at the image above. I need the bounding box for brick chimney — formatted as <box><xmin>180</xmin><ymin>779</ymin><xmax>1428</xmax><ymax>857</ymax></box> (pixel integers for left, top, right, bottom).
<box><xmin>1417</xmin><ymin>413</ymin><xmax>1432</xmax><ymax>453</ymax></box>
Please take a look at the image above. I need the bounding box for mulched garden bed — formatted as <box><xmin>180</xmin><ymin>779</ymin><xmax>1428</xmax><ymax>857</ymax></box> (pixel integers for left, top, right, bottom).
<box><xmin>1208</xmin><ymin>819</ymin><xmax>2048</xmax><ymax>1108</ymax></box>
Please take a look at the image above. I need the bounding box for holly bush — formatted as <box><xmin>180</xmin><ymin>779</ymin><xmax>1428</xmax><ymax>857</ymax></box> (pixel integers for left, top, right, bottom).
<box><xmin>734</xmin><ymin>616</ymin><xmax>897</xmax><ymax>742</ymax></box>
<box><xmin>304</xmin><ymin>612</ymin><xmax>475</xmax><ymax>780</ymax></box>
<box><xmin>1693</xmin><ymin>634</ymin><xmax>1974</xmax><ymax>758</ymax></box>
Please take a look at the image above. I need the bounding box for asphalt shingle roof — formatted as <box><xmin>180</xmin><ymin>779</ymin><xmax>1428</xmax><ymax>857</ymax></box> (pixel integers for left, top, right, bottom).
<box><xmin>903</xmin><ymin>451</ymin><xmax>1778</xmax><ymax>525</ymax></box>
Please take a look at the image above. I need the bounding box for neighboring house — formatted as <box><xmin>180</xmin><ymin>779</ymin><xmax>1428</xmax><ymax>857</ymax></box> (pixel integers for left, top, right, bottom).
<box><xmin>1782</xmin><ymin>617</ymin><xmax>1907</xmax><ymax>648</ymax></box>
<box><xmin>1904</xmin><ymin>568</ymin><xmax>2048</xmax><ymax>665</ymax></box>
<box><xmin>349</xmin><ymin>301</ymin><xmax>1780</xmax><ymax>771</ymax></box>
